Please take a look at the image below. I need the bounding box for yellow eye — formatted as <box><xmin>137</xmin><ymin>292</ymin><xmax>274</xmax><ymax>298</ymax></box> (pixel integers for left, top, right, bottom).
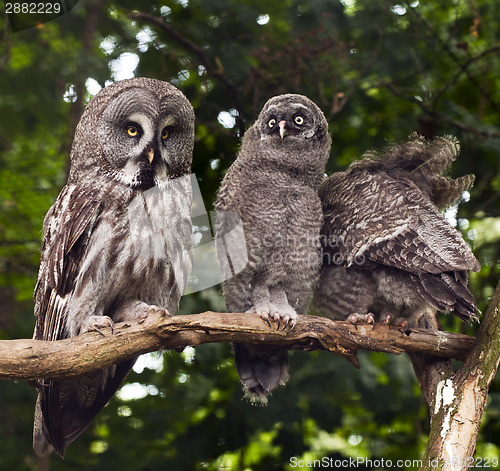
<box><xmin>161</xmin><ymin>127</ymin><xmax>169</xmax><ymax>140</ymax></box>
<box><xmin>127</xmin><ymin>125</ymin><xmax>139</xmax><ymax>137</ymax></box>
<box><xmin>294</xmin><ymin>115</ymin><xmax>304</xmax><ymax>125</ymax></box>
<box><xmin>268</xmin><ymin>118</ymin><xmax>276</xmax><ymax>128</ymax></box>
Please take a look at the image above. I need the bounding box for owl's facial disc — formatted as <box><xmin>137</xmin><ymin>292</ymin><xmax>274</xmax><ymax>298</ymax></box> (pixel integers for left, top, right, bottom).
<box><xmin>96</xmin><ymin>86</ymin><xmax>194</xmax><ymax>188</ymax></box>
<box><xmin>263</xmin><ymin>101</ymin><xmax>312</xmax><ymax>141</ymax></box>
<box><xmin>106</xmin><ymin>111</ymin><xmax>181</xmax><ymax>188</ymax></box>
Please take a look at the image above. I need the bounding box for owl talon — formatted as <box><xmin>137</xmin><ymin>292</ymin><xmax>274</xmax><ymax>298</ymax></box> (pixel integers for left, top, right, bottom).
<box><xmin>81</xmin><ymin>315</ymin><xmax>114</xmax><ymax>336</ymax></box>
<box><xmin>247</xmin><ymin>306</ymin><xmax>272</xmax><ymax>327</ymax></box>
<box><xmin>258</xmin><ymin>311</ymin><xmax>271</xmax><ymax>326</ymax></box>
<box><xmin>146</xmin><ymin>304</ymin><xmax>167</xmax><ymax>318</ymax></box>
<box><xmin>347</xmin><ymin>312</ymin><xmax>375</xmax><ymax>329</ymax></box>
<box><xmin>270</xmin><ymin>312</ymin><xmax>281</xmax><ymax>329</ymax></box>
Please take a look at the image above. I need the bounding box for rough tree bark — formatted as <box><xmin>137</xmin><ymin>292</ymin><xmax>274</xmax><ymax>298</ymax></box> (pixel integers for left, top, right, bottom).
<box><xmin>0</xmin><ymin>310</ymin><xmax>475</xmax><ymax>381</ymax></box>
<box><xmin>418</xmin><ymin>281</ymin><xmax>500</xmax><ymax>471</ymax></box>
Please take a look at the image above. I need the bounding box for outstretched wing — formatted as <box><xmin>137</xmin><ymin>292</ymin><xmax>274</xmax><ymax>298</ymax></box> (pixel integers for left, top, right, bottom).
<box><xmin>320</xmin><ymin>169</ymin><xmax>479</xmax><ymax>321</ymax></box>
<box><xmin>320</xmin><ymin>172</ymin><xmax>479</xmax><ymax>275</ymax></box>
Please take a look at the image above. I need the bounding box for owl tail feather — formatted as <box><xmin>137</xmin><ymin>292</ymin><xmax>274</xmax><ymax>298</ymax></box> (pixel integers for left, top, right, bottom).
<box><xmin>34</xmin><ymin>358</ymin><xmax>137</xmax><ymax>457</ymax></box>
<box><xmin>413</xmin><ymin>271</ymin><xmax>479</xmax><ymax>323</ymax></box>
<box><xmin>233</xmin><ymin>343</ymin><xmax>290</xmax><ymax>404</ymax></box>
<box><xmin>33</xmin><ymin>396</ymin><xmax>53</xmax><ymax>457</ymax></box>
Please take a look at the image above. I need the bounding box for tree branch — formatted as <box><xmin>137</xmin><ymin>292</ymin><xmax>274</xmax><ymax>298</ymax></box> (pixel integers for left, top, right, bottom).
<box><xmin>0</xmin><ymin>308</ymin><xmax>475</xmax><ymax>381</ymax></box>
<box><xmin>408</xmin><ymin>313</ymin><xmax>455</xmax><ymax>408</ymax></box>
<box><xmin>421</xmin><ymin>279</ymin><xmax>500</xmax><ymax>471</ymax></box>
<box><xmin>432</xmin><ymin>46</ymin><xmax>500</xmax><ymax>111</ymax></box>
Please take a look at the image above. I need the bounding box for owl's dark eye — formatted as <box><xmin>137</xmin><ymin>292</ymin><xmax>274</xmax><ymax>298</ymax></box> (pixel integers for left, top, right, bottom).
<box><xmin>294</xmin><ymin>115</ymin><xmax>304</xmax><ymax>125</ymax></box>
<box><xmin>161</xmin><ymin>127</ymin><xmax>170</xmax><ymax>140</ymax></box>
<box><xmin>126</xmin><ymin>124</ymin><xmax>142</xmax><ymax>138</ymax></box>
<box><xmin>268</xmin><ymin>118</ymin><xmax>276</xmax><ymax>128</ymax></box>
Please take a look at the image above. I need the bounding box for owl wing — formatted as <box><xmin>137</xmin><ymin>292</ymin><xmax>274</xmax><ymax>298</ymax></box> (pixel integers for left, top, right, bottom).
<box><xmin>320</xmin><ymin>172</ymin><xmax>479</xmax><ymax>320</ymax></box>
<box><xmin>33</xmin><ymin>185</ymin><xmax>137</xmax><ymax>457</ymax></box>
<box><xmin>36</xmin><ymin>359</ymin><xmax>137</xmax><ymax>457</ymax></box>
<box><xmin>321</xmin><ymin>172</ymin><xmax>479</xmax><ymax>274</ymax></box>
<box><xmin>34</xmin><ymin>184</ymin><xmax>102</xmax><ymax>341</ymax></box>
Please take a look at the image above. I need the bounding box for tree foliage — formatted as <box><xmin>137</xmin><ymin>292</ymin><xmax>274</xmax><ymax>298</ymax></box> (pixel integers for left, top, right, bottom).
<box><xmin>1</xmin><ymin>0</ymin><xmax>500</xmax><ymax>469</ymax></box>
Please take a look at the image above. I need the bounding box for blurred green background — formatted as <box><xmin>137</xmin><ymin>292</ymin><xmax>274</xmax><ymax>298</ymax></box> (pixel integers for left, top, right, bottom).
<box><xmin>1</xmin><ymin>0</ymin><xmax>500</xmax><ymax>469</ymax></box>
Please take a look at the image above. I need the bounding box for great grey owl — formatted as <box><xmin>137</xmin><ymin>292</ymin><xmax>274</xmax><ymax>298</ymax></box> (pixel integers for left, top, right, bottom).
<box><xmin>215</xmin><ymin>94</ymin><xmax>331</xmax><ymax>402</ymax></box>
<box><xmin>32</xmin><ymin>77</ymin><xmax>195</xmax><ymax>456</ymax></box>
<box><xmin>314</xmin><ymin>134</ymin><xmax>480</xmax><ymax>328</ymax></box>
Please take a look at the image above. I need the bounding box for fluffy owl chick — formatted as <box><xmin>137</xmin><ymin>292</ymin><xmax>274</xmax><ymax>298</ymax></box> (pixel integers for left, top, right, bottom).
<box><xmin>32</xmin><ymin>78</ymin><xmax>195</xmax><ymax>456</ymax></box>
<box><xmin>216</xmin><ymin>94</ymin><xmax>331</xmax><ymax>402</ymax></box>
<box><xmin>315</xmin><ymin>134</ymin><xmax>480</xmax><ymax>328</ymax></box>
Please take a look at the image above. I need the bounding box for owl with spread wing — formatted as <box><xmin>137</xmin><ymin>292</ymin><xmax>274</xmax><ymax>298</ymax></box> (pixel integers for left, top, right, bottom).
<box><xmin>315</xmin><ymin>134</ymin><xmax>480</xmax><ymax>328</ymax></box>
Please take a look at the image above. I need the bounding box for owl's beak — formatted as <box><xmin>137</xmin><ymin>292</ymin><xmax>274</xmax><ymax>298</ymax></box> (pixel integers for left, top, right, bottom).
<box><xmin>279</xmin><ymin>120</ymin><xmax>287</xmax><ymax>139</ymax></box>
<box><xmin>145</xmin><ymin>145</ymin><xmax>155</xmax><ymax>164</ymax></box>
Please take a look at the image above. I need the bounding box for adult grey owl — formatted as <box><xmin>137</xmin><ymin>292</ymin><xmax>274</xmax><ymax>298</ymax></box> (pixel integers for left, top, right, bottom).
<box><xmin>216</xmin><ymin>94</ymin><xmax>331</xmax><ymax>402</ymax></box>
<box><xmin>315</xmin><ymin>134</ymin><xmax>480</xmax><ymax>327</ymax></box>
<box><xmin>32</xmin><ymin>77</ymin><xmax>195</xmax><ymax>456</ymax></box>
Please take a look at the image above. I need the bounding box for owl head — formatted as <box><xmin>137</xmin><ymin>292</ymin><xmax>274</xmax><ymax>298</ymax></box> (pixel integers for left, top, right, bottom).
<box><xmin>68</xmin><ymin>77</ymin><xmax>195</xmax><ymax>189</ymax></box>
<box><xmin>253</xmin><ymin>94</ymin><xmax>329</xmax><ymax>145</ymax></box>
<box><xmin>244</xmin><ymin>93</ymin><xmax>331</xmax><ymax>181</ymax></box>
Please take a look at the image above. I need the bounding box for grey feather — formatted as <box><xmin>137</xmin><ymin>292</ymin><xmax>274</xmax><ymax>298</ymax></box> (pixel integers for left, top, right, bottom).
<box><xmin>32</xmin><ymin>77</ymin><xmax>194</xmax><ymax>456</ymax></box>
<box><xmin>315</xmin><ymin>133</ymin><xmax>479</xmax><ymax>327</ymax></box>
<box><xmin>216</xmin><ymin>94</ymin><xmax>331</xmax><ymax>402</ymax></box>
